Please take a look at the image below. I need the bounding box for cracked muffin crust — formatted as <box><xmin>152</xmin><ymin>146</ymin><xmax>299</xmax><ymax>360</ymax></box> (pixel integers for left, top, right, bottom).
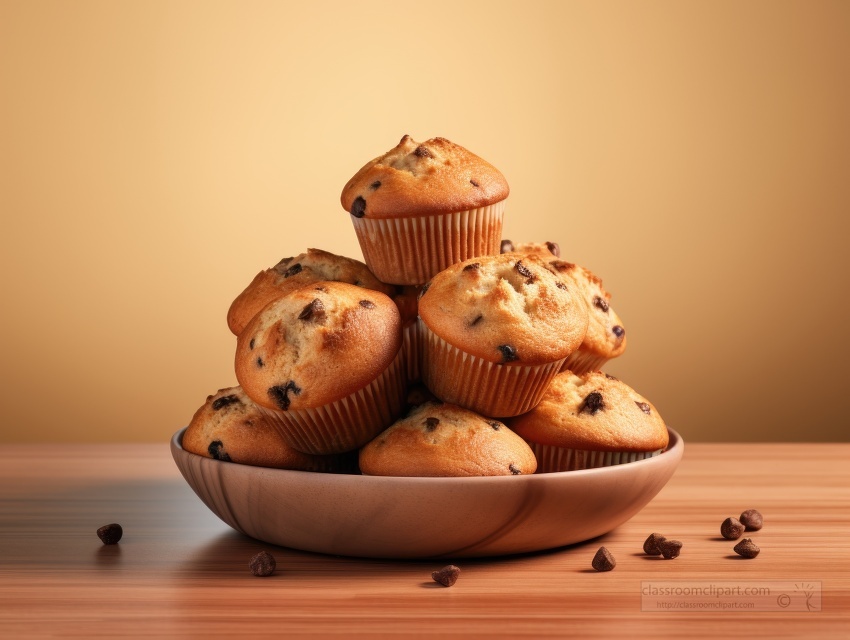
<box><xmin>342</xmin><ymin>135</ymin><xmax>509</xmax><ymax>218</ymax></box>
<box><xmin>359</xmin><ymin>402</ymin><xmax>536</xmax><ymax>477</ymax></box>
<box><xmin>226</xmin><ymin>248</ymin><xmax>394</xmax><ymax>337</ymax></box>
<box><xmin>508</xmin><ymin>371</ymin><xmax>668</xmax><ymax>472</ymax></box>
<box><xmin>418</xmin><ymin>253</ymin><xmax>588</xmax><ymax>365</ymax></box>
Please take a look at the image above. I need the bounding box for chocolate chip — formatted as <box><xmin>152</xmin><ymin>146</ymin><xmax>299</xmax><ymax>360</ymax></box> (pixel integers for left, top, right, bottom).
<box><xmin>593</xmin><ymin>296</ymin><xmax>609</xmax><ymax>313</ymax></box>
<box><xmin>413</xmin><ymin>145</ymin><xmax>432</xmax><ymax>158</ymax></box>
<box><xmin>635</xmin><ymin>401</ymin><xmax>651</xmax><ymax>414</ymax></box>
<box><xmin>256</xmin><ymin>357</ymin><xmax>264</xmax><ymax>368</ymax></box>
<box><xmin>470</xmin><ymin>179</ymin><xmax>480</xmax><ymax>187</ymax></box>
<box><xmin>370</xmin><ymin>180</ymin><xmax>381</xmax><ymax>189</ymax></box>
<box><xmin>96</xmin><ymin>523</ymin><xmax>123</xmax><ymax>545</ymax></box>
<box><xmin>580</xmin><ymin>391</ymin><xmax>604</xmax><ymax>415</ymax></box>
<box><xmin>208</xmin><ymin>440</ymin><xmax>232</xmax><ymax>462</ymax></box>
<box><xmin>249</xmin><ymin>338</ymin><xmax>255</xmax><ymax>350</ymax></box>
<box><xmin>468</xmin><ymin>314</ymin><xmax>483</xmax><ymax>327</ymax></box>
<box><xmin>555</xmin><ymin>281</ymin><xmax>568</xmax><ymax>290</ymax></box>
<box><xmin>212</xmin><ymin>394</ymin><xmax>239</xmax><ymax>411</ymax></box>
<box><xmin>545</xmin><ymin>241</ymin><xmax>560</xmax><ymax>257</ymax></box>
<box><xmin>549</xmin><ymin>260</ymin><xmax>575</xmax><ymax>272</ymax></box>
<box><xmin>497</xmin><ymin>344</ymin><xmax>519</xmax><ymax>362</ymax></box>
<box><xmin>500</xmin><ymin>239</ymin><xmax>514</xmax><ymax>253</ymax></box>
<box><xmin>249</xmin><ymin>551</ymin><xmax>276</xmax><ymax>577</ymax></box>
<box><xmin>740</xmin><ymin>509</ymin><xmax>763</xmax><ymax>531</ymax></box>
<box><xmin>643</xmin><ymin>533</ymin><xmax>666</xmax><ymax>556</ymax></box>
<box><xmin>604</xmin><ymin>373</ymin><xmax>618</xmax><ymax>381</ymax></box>
<box><xmin>592</xmin><ymin>547</ymin><xmax>616</xmax><ymax>571</ymax></box>
<box><xmin>488</xmin><ymin>421</ymin><xmax>502</xmax><ymax>430</ymax></box>
<box><xmin>515</xmin><ymin>260</ymin><xmax>534</xmax><ymax>279</ymax></box>
<box><xmin>268</xmin><ymin>381</ymin><xmax>302</xmax><ymax>411</ymax></box>
<box><xmin>658</xmin><ymin>540</ymin><xmax>683</xmax><ymax>559</ymax></box>
<box><xmin>359</xmin><ymin>300</ymin><xmax>376</xmax><ymax>309</ymax></box>
<box><xmin>509</xmin><ymin>463</ymin><xmax>521</xmax><ymax>475</ymax></box>
<box><xmin>424</xmin><ymin>417</ymin><xmax>439</xmax><ymax>432</ymax></box>
<box><xmin>733</xmin><ymin>538</ymin><xmax>760</xmax><ymax>558</ymax></box>
<box><xmin>283</xmin><ymin>263</ymin><xmax>302</xmax><ymax>278</ymax></box>
<box><xmin>418</xmin><ymin>282</ymin><xmax>431</xmax><ymax>299</ymax></box>
<box><xmin>612</xmin><ymin>326</ymin><xmax>625</xmax><ymax>338</ymax></box>
<box><xmin>351</xmin><ymin>196</ymin><xmax>366</xmax><ymax>218</ymax></box>
<box><xmin>463</xmin><ymin>262</ymin><xmax>480</xmax><ymax>272</ymax></box>
<box><xmin>721</xmin><ymin>517</ymin><xmax>745</xmax><ymax>540</ymax></box>
<box><xmin>298</xmin><ymin>298</ymin><xmax>325</xmax><ymax>321</ymax></box>
<box><xmin>432</xmin><ymin>565</ymin><xmax>460</xmax><ymax>587</ymax></box>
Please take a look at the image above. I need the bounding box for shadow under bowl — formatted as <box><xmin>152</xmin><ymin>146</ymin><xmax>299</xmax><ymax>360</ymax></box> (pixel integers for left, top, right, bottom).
<box><xmin>171</xmin><ymin>427</ymin><xmax>683</xmax><ymax>559</ymax></box>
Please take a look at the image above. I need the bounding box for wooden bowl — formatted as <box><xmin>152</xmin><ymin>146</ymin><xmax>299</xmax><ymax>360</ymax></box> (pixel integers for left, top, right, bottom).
<box><xmin>171</xmin><ymin>427</ymin><xmax>683</xmax><ymax>559</ymax></box>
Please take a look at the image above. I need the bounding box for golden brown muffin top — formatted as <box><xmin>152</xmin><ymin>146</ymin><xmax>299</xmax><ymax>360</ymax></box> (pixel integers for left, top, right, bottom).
<box><xmin>359</xmin><ymin>402</ymin><xmax>537</xmax><ymax>477</ymax></box>
<box><xmin>417</xmin><ymin>253</ymin><xmax>588</xmax><ymax>365</ymax></box>
<box><xmin>227</xmin><ymin>248</ymin><xmax>395</xmax><ymax>337</ymax></box>
<box><xmin>341</xmin><ymin>135</ymin><xmax>509</xmax><ymax>218</ymax></box>
<box><xmin>235</xmin><ymin>281</ymin><xmax>401</xmax><ymax>411</ymax></box>
<box><xmin>182</xmin><ymin>386</ymin><xmax>348</xmax><ymax>471</ymax></box>
<box><xmin>508</xmin><ymin>371</ymin><xmax>668</xmax><ymax>452</ymax></box>
<box><xmin>545</xmin><ymin>260</ymin><xmax>627</xmax><ymax>360</ymax></box>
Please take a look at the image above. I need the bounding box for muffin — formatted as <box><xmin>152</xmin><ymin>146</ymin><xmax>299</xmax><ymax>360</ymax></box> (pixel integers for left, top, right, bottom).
<box><xmin>544</xmin><ymin>260</ymin><xmax>627</xmax><ymax>374</ymax></box>
<box><xmin>182</xmin><ymin>386</ymin><xmax>355</xmax><ymax>472</ymax></box>
<box><xmin>227</xmin><ymin>248</ymin><xmax>395</xmax><ymax>336</ymax></box>
<box><xmin>341</xmin><ymin>135</ymin><xmax>509</xmax><ymax>285</ymax></box>
<box><xmin>508</xmin><ymin>371</ymin><xmax>669</xmax><ymax>472</ymax></box>
<box><xmin>360</xmin><ymin>402</ymin><xmax>537</xmax><ymax>477</ymax></box>
<box><xmin>417</xmin><ymin>253</ymin><xmax>589</xmax><ymax>417</ymax></box>
<box><xmin>235</xmin><ymin>281</ymin><xmax>405</xmax><ymax>455</ymax></box>
<box><xmin>500</xmin><ymin>239</ymin><xmax>561</xmax><ymax>258</ymax></box>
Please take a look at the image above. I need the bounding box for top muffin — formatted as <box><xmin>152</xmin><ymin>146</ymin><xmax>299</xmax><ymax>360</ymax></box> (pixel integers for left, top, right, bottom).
<box><xmin>341</xmin><ymin>135</ymin><xmax>509</xmax><ymax>218</ymax></box>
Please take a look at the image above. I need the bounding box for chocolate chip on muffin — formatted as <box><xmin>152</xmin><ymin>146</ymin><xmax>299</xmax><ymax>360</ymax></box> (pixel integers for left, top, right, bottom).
<box><xmin>350</xmin><ymin>196</ymin><xmax>367</xmax><ymax>218</ymax></box>
<box><xmin>497</xmin><ymin>344</ymin><xmax>519</xmax><ymax>363</ymax></box>
<box><xmin>580</xmin><ymin>391</ymin><xmax>605</xmax><ymax>415</ymax></box>
<box><xmin>212</xmin><ymin>394</ymin><xmax>240</xmax><ymax>411</ymax></box>
<box><xmin>207</xmin><ymin>440</ymin><xmax>232</xmax><ymax>462</ymax></box>
<box><xmin>267</xmin><ymin>381</ymin><xmax>301</xmax><ymax>411</ymax></box>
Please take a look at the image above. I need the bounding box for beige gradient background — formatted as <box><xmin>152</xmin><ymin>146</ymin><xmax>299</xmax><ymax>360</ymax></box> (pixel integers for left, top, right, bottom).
<box><xmin>1</xmin><ymin>0</ymin><xmax>848</xmax><ymax>443</ymax></box>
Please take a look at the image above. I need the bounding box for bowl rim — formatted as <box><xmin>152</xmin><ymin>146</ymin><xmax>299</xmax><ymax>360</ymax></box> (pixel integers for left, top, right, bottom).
<box><xmin>171</xmin><ymin>425</ymin><xmax>683</xmax><ymax>484</ymax></box>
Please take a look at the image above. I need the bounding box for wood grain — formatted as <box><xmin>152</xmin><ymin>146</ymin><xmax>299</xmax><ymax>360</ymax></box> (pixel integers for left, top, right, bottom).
<box><xmin>1</xmin><ymin>442</ymin><xmax>848</xmax><ymax>638</ymax></box>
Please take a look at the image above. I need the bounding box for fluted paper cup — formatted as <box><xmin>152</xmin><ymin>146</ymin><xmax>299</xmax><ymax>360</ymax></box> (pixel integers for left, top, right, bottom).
<box><xmin>351</xmin><ymin>200</ymin><xmax>506</xmax><ymax>285</ymax></box>
<box><xmin>259</xmin><ymin>348</ymin><xmax>406</xmax><ymax>455</ymax></box>
<box><xmin>419</xmin><ymin>318</ymin><xmax>564</xmax><ymax>418</ymax></box>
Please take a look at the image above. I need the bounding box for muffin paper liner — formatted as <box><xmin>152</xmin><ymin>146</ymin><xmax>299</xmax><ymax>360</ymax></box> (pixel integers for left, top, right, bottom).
<box><xmin>351</xmin><ymin>200</ymin><xmax>506</xmax><ymax>285</ymax></box>
<box><xmin>259</xmin><ymin>348</ymin><xmax>406</xmax><ymax>455</ymax></box>
<box><xmin>402</xmin><ymin>320</ymin><xmax>422</xmax><ymax>383</ymax></box>
<box><xmin>561</xmin><ymin>349</ymin><xmax>610</xmax><ymax>375</ymax></box>
<box><xmin>529</xmin><ymin>441</ymin><xmax>664</xmax><ymax>473</ymax></box>
<box><xmin>419</xmin><ymin>318</ymin><xmax>565</xmax><ymax>418</ymax></box>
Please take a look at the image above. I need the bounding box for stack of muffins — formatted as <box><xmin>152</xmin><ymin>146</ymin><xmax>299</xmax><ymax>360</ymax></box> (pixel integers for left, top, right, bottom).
<box><xmin>182</xmin><ymin>135</ymin><xmax>669</xmax><ymax>476</ymax></box>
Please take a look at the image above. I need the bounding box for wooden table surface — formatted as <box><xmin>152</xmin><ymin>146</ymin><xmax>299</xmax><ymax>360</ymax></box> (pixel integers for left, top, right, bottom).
<box><xmin>1</xmin><ymin>441</ymin><xmax>848</xmax><ymax>639</ymax></box>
